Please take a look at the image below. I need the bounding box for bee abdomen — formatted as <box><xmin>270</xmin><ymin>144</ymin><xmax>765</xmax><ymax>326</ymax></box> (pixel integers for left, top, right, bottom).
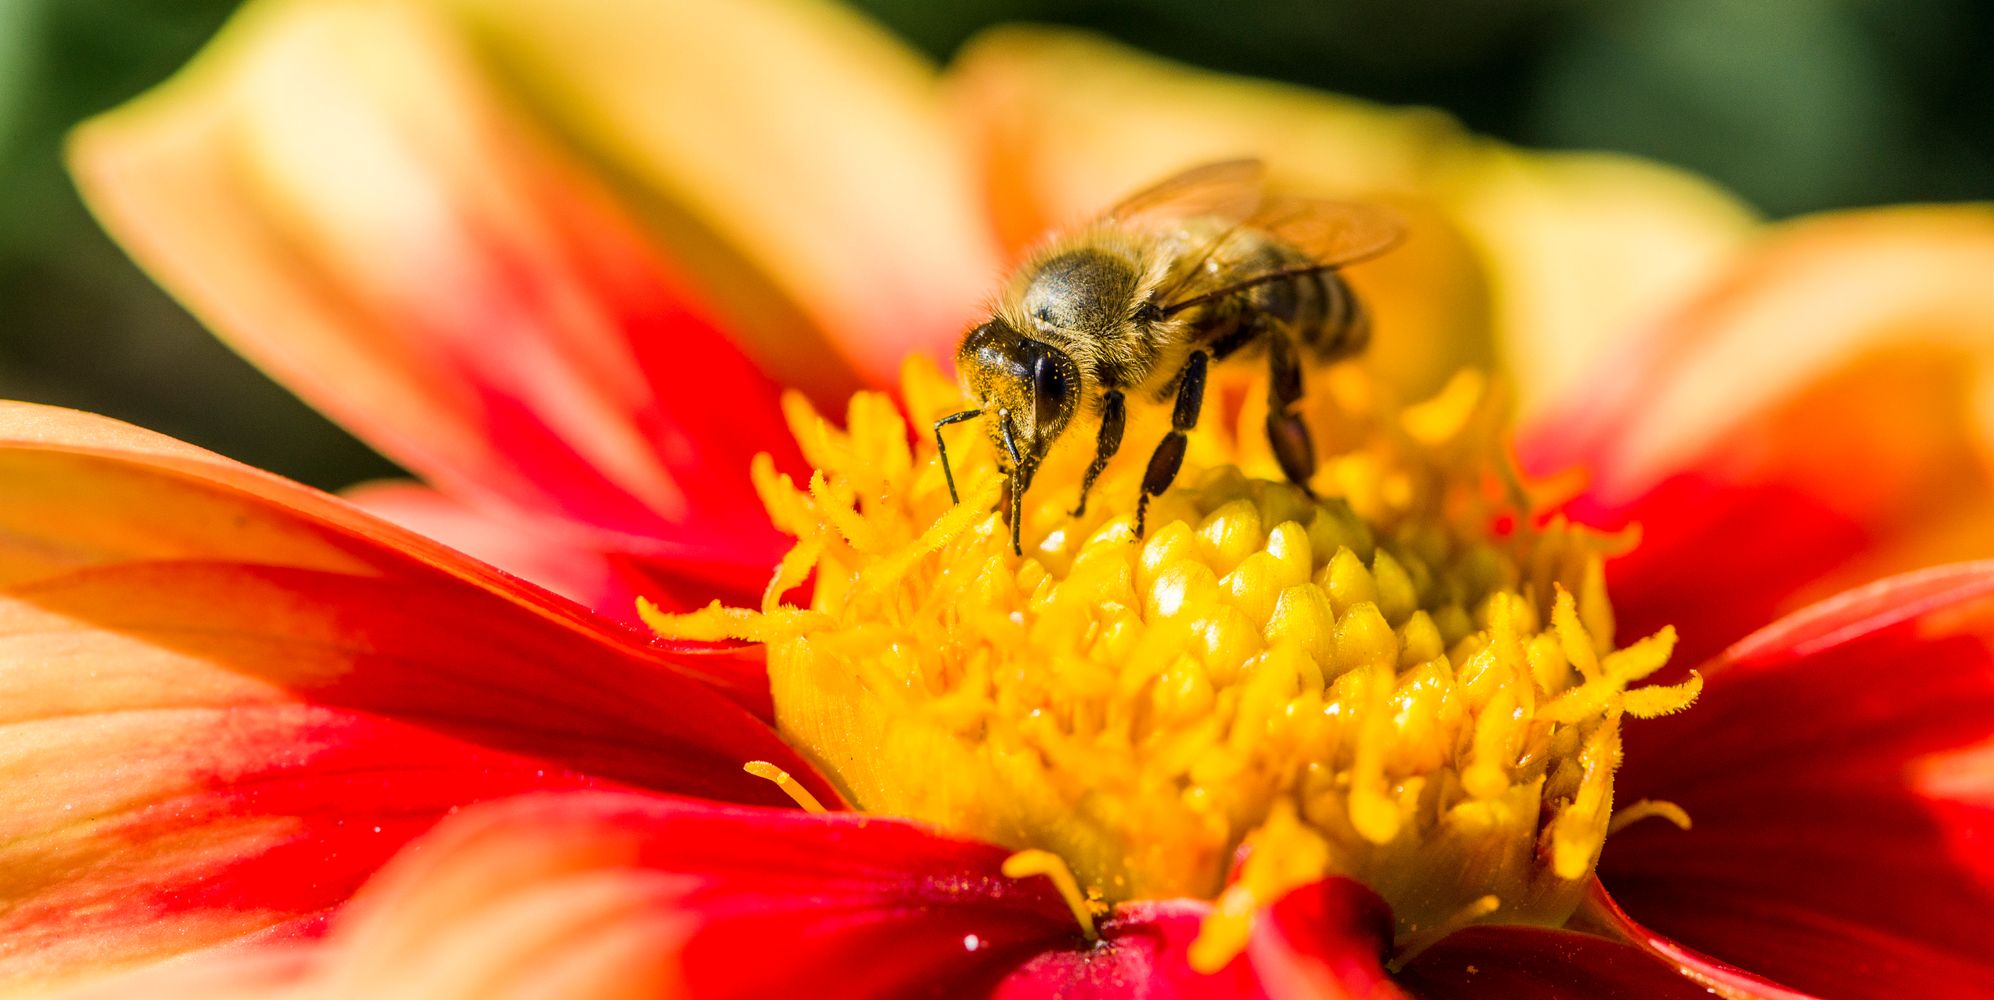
<box><xmin>1297</xmin><ymin>270</ymin><xmax>1368</xmax><ymax>361</ymax></box>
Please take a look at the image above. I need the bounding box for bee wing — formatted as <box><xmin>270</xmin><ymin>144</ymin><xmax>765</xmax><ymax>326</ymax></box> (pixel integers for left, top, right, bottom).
<box><xmin>1154</xmin><ymin>197</ymin><xmax>1408</xmax><ymax>317</ymax></box>
<box><xmin>1246</xmin><ymin>196</ymin><xmax>1407</xmax><ymax>268</ymax></box>
<box><xmin>1101</xmin><ymin>159</ymin><xmax>1268</xmax><ymax>228</ymax></box>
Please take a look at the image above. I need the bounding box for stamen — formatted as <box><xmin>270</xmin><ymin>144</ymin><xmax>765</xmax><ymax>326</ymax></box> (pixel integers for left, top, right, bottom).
<box><xmin>636</xmin><ymin>597</ymin><xmax>829</xmax><ymax>643</ymax></box>
<box><xmin>1003</xmin><ymin>849</ymin><xmax>1100</xmax><ymax>942</ymax></box>
<box><xmin>1387</xmin><ymin>895</ymin><xmax>1501</xmax><ymax>972</ymax></box>
<box><xmin>1607</xmin><ymin>799</ymin><xmax>1693</xmax><ymax>837</ymax></box>
<box><xmin>743</xmin><ymin>761</ymin><xmax>827</xmax><ymax>814</ymax></box>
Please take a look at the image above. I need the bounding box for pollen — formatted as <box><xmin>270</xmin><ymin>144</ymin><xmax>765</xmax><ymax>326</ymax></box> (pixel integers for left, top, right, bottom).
<box><xmin>646</xmin><ymin>358</ymin><xmax>1698</xmax><ymax>970</ymax></box>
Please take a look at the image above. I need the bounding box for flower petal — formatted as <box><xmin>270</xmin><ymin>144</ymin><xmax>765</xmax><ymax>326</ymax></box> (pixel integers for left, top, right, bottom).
<box><xmin>992</xmin><ymin>901</ymin><xmax>1263</xmax><ymax>999</ymax></box>
<box><xmin>1441</xmin><ymin>149</ymin><xmax>1755</xmax><ymax>420</ymax></box>
<box><xmin>1246</xmin><ymin>879</ymin><xmax>1403</xmax><ymax>1000</ymax></box>
<box><xmin>344</xmin><ymin>480</ymin><xmax>770</xmax><ymax>624</ymax></box>
<box><xmin>436</xmin><ymin>0</ymin><xmax>1002</xmax><ymax>387</ymax></box>
<box><xmin>1528</xmin><ymin>207</ymin><xmax>1994</xmax><ymax>665</ymax></box>
<box><xmin>1394</xmin><ymin>925</ymin><xmax>1719</xmax><ymax>999</ymax></box>
<box><xmin>70</xmin><ymin>0</ymin><xmax>797</xmax><ymax>559</ymax></box>
<box><xmin>0</xmin><ymin>402</ymin><xmax>823</xmax><ymax>991</ymax></box>
<box><xmin>59</xmin><ymin>793</ymin><xmax>1093</xmax><ymax>1000</ymax></box>
<box><xmin>1599</xmin><ymin>562</ymin><xmax>1994</xmax><ymax>999</ymax></box>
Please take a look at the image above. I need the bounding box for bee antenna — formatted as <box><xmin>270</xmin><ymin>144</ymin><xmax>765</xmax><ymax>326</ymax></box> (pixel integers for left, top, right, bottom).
<box><xmin>932</xmin><ymin>409</ymin><xmax>982</xmax><ymax>505</ymax></box>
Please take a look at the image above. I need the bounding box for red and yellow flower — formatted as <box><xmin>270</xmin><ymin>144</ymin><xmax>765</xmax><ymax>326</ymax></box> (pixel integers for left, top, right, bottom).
<box><xmin>5</xmin><ymin>0</ymin><xmax>1991</xmax><ymax>996</ymax></box>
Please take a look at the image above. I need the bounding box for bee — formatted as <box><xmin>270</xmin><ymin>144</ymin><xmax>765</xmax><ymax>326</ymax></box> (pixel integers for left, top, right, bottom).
<box><xmin>935</xmin><ymin>159</ymin><xmax>1405</xmax><ymax>555</ymax></box>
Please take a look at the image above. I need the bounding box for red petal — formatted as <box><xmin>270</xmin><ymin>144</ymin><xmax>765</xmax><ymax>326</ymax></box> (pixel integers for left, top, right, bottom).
<box><xmin>1395</xmin><ymin>924</ymin><xmax>1720</xmax><ymax>999</ymax></box>
<box><xmin>1600</xmin><ymin>562</ymin><xmax>1994</xmax><ymax>999</ymax></box>
<box><xmin>0</xmin><ymin>403</ymin><xmax>825</xmax><ymax>990</ymax></box>
<box><xmin>1524</xmin><ymin>208</ymin><xmax>1994</xmax><ymax>667</ymax></box>
<box><xmin>78</xmin><ymin>793</ymin><xmax>1093</xmax><ymax>999</ymax></box>
<box><xmin>345</xmin><ymin>481</ymin><xmax>772</xmax><ymax>624</ymax></box>
<box><xmin>70</xmin><ymin>0</ymin><xmax>800</xmax><ymax>563</ymax></box>
<box><xmin>993</xmin><ymin>879</ymin><xmax>1404</xmax><ymax>1000</ymax></box>
<box><xmin>994</xmin><ymin>902</ymin><xmax>1267</xmax><ymax>1000</ymax></box>
<box><xmin>1247</xmin><ymin>879</ymin><xmax>1404</xmax><ymax>1000</ymax></box>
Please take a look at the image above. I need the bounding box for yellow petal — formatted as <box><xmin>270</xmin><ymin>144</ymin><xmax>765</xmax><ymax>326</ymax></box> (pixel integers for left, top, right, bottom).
<box><xmin>1440</xmin><ymin>148</ymin><xmax>1758</xmax><ymax>419</ymax></box>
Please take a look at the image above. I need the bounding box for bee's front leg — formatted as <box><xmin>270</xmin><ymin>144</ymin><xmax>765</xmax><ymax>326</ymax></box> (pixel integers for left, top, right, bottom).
<box><xmin>1071</xmin><ymin>389</ymin><xmax>1126</xmax><ymax>518</ymax></box>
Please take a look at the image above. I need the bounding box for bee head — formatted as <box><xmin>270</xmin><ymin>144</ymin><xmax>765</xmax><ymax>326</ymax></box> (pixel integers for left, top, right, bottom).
<box><xmin>957</xmin><ymin>319</ymin><xmax>1080</xmax><ymax>474</ymax></box>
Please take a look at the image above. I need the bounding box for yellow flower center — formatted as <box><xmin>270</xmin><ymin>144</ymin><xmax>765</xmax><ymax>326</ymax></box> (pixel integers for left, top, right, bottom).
<box><xmin>647</xmin><ymin>358</ymin><xmax>1698</xmax><ymax>970</ymax></box>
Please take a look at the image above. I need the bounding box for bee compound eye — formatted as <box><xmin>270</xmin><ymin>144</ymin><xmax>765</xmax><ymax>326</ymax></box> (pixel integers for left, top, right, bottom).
<box><xmin>1031</xmin><ymin>351</ymin><xmax>1069</xmax><ymax>430</ymax></box>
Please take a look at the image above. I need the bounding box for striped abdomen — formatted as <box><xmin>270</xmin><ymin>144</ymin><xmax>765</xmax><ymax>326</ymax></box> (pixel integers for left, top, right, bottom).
<box><xmin>1186</xmin><ymin>240</ymin><xmax>1369</xmax><ymax>363</ymax></box>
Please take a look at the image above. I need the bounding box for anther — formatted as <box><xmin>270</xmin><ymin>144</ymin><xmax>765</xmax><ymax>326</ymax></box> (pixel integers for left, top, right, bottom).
<box><xmin>1003</xmin><ymin>849</ymin><xmax>1100</xmax><ymax>942</ymax></box>
<box><xmin>743</xmin><ymin>761</ymin><xmax>828</xmax><ymax>814</ymax></box>
<box><xmin>1607</xmin><ymin>799</ymin><xmax>1693</xmax><ymax>837</ymax></box>
<box><xmin>1387</xmin><ymin>895</ymin><xmax>1500</xmax><ymax>972</ymax></box>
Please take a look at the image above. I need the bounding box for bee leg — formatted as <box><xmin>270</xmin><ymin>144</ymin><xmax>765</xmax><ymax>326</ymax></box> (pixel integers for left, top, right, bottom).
<box><xmin>999</xmin><ymin>412</ymin><xmax>1027</xmax><ymax>556</ymax></box>
<box><xmin>1135</xmin><ymin>351</ymin><xmax>1209</xmax><ymax>538</ymax></box>
<box><xmin>932</xmin><ymin>408</ymin><xmax>982</xmax><ymax>505</ymax></box>
<box><xmin>1265</xmin><ymin>335</ymin><xmax>1317</xmax><ymax>497</ymax></box>
<box><xmin>1071</xmin><ymin>390</ymin><xmax>1127</xmax><ymax>517</ymax></box>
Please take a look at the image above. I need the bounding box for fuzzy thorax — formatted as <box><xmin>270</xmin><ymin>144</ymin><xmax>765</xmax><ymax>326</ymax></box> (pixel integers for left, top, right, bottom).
<box><xmin>646</xmin><ymin>358</ymin><xmax>1697</xmax><ymax>970</ymax></box>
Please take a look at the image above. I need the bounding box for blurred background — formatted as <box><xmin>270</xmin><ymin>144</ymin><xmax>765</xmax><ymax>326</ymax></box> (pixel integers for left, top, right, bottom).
<box><xmin>1</xmin><ymin>0</ymin><xmax>1989</xmax><ymax>491</ymax></box>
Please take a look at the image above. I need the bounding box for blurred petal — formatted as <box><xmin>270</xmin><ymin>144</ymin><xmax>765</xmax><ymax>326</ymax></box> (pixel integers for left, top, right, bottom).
<box><xmin>1440</xmin><ymin>149</ymin><xmax>1756</xmax><ymax>419</ymax></box>
<box><xmin>70</xmin><ymin>0</ymin><xmax>796</xmax><ymax>557</ymax></box>
<box><xmin>1528</xmin><ymin>207</ymin><xmax>1994</xmax><ymax>665</ymax></box>
<box><xmin>1395</xmin><ymin>925</ymin><xmax>1718</xmax><ymax>999</ymax></box>
<box><xmin>47</xmin><ymin>952</ymin><xmax>316</xmax><ymax>1000</ymax></box>
<box><xmin>1600</xmin><ymin>562</ymin><xmax>1994</xmax><ymax>999</ymax></box>
<box><xmin>439</xmin><ymin>0</ymin><xmax>1002</xmax><ymax>387</ymax></box>
<box><xmin>0</xmin><ymin>402</ymin><xmax>824</xmax><ymax>991</ymax></box>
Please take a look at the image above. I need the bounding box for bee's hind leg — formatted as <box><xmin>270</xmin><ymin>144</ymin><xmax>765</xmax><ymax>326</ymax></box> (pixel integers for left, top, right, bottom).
<box><xmin>1072</xmin><ymin>389</ymin><xmax>1126</xmax><ymax>518</ymax></box>
<box><xmin>1135</xmin><ymin>351</ymin><xmax>1209</xmax><ymax>538</ymax></box>
<box><xmin>1264</xmin><ymin>335</ymin><xmax>1317</xmax><ymax>498</ymax></box>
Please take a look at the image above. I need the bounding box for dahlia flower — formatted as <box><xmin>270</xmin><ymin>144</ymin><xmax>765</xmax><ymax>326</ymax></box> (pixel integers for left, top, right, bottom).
<box><xmin>4</xmin><ymin>0</ymin><xmax>1988</xmax><ymax>996</ymax></box>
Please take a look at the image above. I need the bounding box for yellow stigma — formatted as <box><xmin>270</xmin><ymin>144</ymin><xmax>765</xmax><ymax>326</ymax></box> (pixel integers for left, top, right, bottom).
<box><xmin>648</xmin><ymin>358</ymin><xmax>1698</xmax><ymax>969</ymax></box>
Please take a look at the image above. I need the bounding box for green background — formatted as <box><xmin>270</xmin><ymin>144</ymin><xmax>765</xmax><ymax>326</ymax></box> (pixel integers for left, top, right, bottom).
<box><xmin>1</xmin><ymin>0</ymin><xmax>1988</xmax><ymax>491</ymax></box>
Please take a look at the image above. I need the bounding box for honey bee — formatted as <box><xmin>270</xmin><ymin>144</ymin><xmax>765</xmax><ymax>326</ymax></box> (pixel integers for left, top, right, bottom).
<box><xmin>936</xmin><ymin>159</ymin><xmax>1405</xmax><ymax>554</ymax></box>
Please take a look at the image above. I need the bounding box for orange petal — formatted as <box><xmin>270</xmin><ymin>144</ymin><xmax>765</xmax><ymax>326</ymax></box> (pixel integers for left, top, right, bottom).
<box><xmin>70</xmin><ymin>0</ymin><xmax>800</xmax><ymax>549</ymax></box>
<box><xmin>1529</xmin><ymin>206</ymin><xmax>1994</xmax><ymax>662</ymax></box>
<box><xmin>0</xmin><ymin>402</ymin><xmax>824</xmax><ymax>993</ymax></box>
<box><xmin>436</xmin><ymin>0</ymin><xmax>1003</xmax><ymax>386</ymax></box>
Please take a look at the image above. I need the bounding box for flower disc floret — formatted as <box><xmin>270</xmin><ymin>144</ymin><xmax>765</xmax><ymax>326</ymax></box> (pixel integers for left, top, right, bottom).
<box><xmin>648</xmin><ymin>359</ymin><xmax>1698</xmax><ymax>969</ymax></box>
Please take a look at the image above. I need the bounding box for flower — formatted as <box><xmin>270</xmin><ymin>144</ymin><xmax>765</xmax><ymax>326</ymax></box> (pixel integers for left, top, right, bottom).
<box><xmin>14</xmin><ymin>0</ymin><xmax>1994</xmax><ymax>997</ymax></box>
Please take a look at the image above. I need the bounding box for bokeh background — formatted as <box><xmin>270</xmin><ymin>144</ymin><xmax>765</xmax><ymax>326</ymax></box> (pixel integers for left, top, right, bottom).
<box><xmin>2</xmin><ymin>0</ymin><xmax>1990</xmax><ymax>491</ymax></box>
